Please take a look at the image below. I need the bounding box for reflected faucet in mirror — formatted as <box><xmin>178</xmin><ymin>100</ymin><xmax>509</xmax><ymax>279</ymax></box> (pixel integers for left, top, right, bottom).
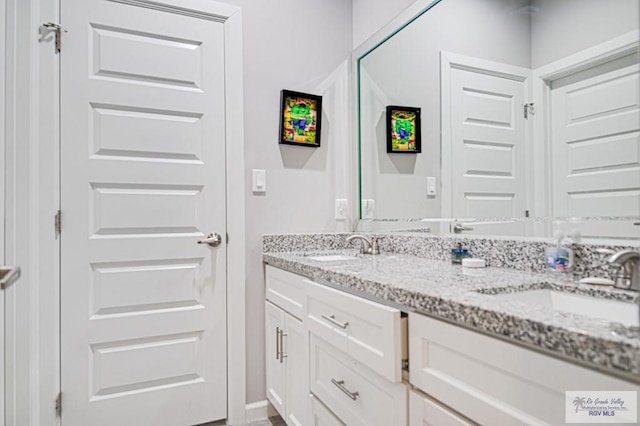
<box><xmin>451</xmin><ymin>221</ymin><xmax>473</xmax><ymax>234</ymax></box>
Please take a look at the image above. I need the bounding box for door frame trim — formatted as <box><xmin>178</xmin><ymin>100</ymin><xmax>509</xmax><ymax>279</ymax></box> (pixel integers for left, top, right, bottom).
<box><xmin>0</xmin><ymin>0</ymin><xmax>6</xmax><ymax>419</ymax></box>
<box><xmin>531</xmin><ymin>30</ymin><xmax>640</xmax><ymax>218</ymax></box>
<box><xmin>222</xmin><ymin>4</ymin><xmax>247</xmax><ymax>425</ymax></box>
<box><xmin>3</xmin><ymin>0</ymin><xmax>247</xmax><ymax>424</ymax></box>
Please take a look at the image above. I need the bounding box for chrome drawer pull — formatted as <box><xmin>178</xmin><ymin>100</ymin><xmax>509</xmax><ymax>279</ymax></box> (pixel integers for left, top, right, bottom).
<box><xmin>275</xmin><ymin>326</ymin><xmax>281</xmax><ymax>361</ymax></box>
<box><xmin>322</xmin><ymin>314</ymin><xmax>349</xmax><ymax>329</ymax></box>
<box><xmin>331</xmin><ymin>379</ymin><xmax>359</xmax><ymax>401</ymax></box>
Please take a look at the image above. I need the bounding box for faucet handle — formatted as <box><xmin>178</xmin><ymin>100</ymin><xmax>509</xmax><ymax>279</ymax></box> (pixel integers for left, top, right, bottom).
<box><xmin>371</xmin><ymin>237</ymin><xmax>380</xmax><ymax>255</ymax></box>
<box><xmin>606</xmin><ymin>249</ymin><xmax>640</xmax><ymax>291</ymax></box>
<box><xmin>595</xmin><ymin>248</ymin><xmax>616</xmax><ymax>268</ymax></box>
<box><xmin>596</xmin><ymin>248</ymin><xmax>615</xmax><ymax>256</ymax></box>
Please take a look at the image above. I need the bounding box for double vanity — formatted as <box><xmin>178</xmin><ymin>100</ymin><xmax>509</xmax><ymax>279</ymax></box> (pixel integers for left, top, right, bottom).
<box><xmin>263</xmin><ymin>233</ymin><xmax>640</xmax><ymax>425</ymax></box>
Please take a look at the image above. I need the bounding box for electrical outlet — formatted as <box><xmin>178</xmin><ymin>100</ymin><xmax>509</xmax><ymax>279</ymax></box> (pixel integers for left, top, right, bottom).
<box><xmin>362</xmin><ymin>199</ymin><xmax>375</xmax><ymax>219</ymax></box>
<box><xmin>335</xmin><ymin>199</ymin><xmax>348</xmax><ymax>220</ymax></box>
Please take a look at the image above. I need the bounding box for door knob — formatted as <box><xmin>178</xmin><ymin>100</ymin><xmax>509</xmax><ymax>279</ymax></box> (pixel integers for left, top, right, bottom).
<box><xmin>197</xmin><ymin>233</ymin><xmax>223</xmax><ymax>247</ymax></box>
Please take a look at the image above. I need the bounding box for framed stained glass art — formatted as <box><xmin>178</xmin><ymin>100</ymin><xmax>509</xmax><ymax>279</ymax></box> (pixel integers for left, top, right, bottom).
<box><xmin>386</xmin><ymin>105</ymin><xmax>421</xmax><ymax>153</ymax></box>
<box><xmin>279</xmin><ymin>90</ymin><xmax>323</xmax><ymax>148</ymax></box>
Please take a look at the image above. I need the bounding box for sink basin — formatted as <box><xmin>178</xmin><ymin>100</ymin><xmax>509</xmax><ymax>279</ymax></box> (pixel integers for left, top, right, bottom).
<box><xmin>490</xmin><ymin>289</ymin><xmax>639</xmax><ymax>327</ymax></box>
<box><xmin>305</xmin><ymin>254</ymin><xmax>357</xmax><ymax>262</ymax></box>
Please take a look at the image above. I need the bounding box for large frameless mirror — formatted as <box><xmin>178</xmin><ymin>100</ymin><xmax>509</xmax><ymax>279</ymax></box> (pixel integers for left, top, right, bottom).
<box><xmin>355</xmin><ymin>0</ymin><xmax>640</xmax><ymax>240</ymax></box>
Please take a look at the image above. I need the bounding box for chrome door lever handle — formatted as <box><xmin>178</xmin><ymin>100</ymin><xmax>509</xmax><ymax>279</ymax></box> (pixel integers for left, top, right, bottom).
<box><xmin>0</xmin><ymin>267</ymin><xmax>21</xmax><ymax>290</ymax></box>
<box><xmin>197</xmin><ymin>233</ymin><xmax>222</xmax><ymax>247</ymax></box>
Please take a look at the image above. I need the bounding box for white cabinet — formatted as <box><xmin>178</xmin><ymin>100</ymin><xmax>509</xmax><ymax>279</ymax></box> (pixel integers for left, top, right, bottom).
<box><xmin>266</xmin><ymin>263</ymin><xmax>640</xmax><ymax>426</ymax></box>
<box><xmin>306</xmin><ymin>280</ymin><xmax>404</xmax><ymax>383</ymax></box>
<box><xmin>409</xmin><ymin>389</ymin><xmax>473</xmax><ymax>426</ymax></box>
<box><xmin>309</xmin><ymin>334</ymin><xmax>407</xmax><ymax>426</ymax></box>
<box><xmin>409</xmin><ymin>312</ymin><xmax>640</xmax><ymax>425</ymax></box>
<box><xmin>265</xmin><ymin>301</ymin><xmax>309</xmax><ymax>426</ymax></box>
<box><xmin>266</xmin><ymin>264</ymin><xmax>307</xmax><ymax>319</ymax></box>
<box><xmin>265</xmin><ymin>266</ymin><xmax>310</xmax><ymax>426</ymax></box>
<box><xmin>310</xmin><ymin>394</ymin><xmax>345</xmax><ymax>426</ymax></box>
<box><xmin>306</xmin><ymin>281</ymin><xmax>408</xmax><ymax>426</ymax></box>
<box><xmin>284</xmin><ymin>313</ymin><xmax>308</xmax><ymax>426</ymax></box>
<box><xmin>265</xmin><ymin>300</ymin><xmax>286</xmax><ymax>415</ymax></box>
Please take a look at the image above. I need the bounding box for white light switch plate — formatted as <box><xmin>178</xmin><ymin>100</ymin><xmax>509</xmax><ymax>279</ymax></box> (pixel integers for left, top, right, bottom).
<box><xmin>335</xmin><ymin>199</ymin><xmax>348</xmax><ymax>220</ymax></box>
<box><xmin>252</xmin><ymin>169</ymin><xmax>266</xmax><ymax>193</ymax></box>
<box><xmin>427</xmin><ymin>176</ymin><xmax>437</xmax><ymax>197</ymax></box>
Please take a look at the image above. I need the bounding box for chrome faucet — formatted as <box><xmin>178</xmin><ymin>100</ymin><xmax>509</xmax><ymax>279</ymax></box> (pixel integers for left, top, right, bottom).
<box><xmin>346</xmin><ymin>234</ymin><xmax>380</xmax><ymax>255</ymax></box>
<box><xmin>607</xmin><ymin>250</ymin><xmax>640</xmax><ymax>291</ymax></box>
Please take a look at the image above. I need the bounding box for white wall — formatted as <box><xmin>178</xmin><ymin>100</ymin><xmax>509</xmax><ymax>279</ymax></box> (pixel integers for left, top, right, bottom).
<box><xmin>352</xmin><ymin>0</ymin><xmax>416</xmax><ymax>48</ymax></box>
<box><xmin>220</xmin><ymin>0</ymin><xmax>354</xmax><ymax>405</ymax></box>
<box><xmin>359</xmin><ymin>0</ymin><xmax>531</xmax><ymax>219</ymax></box>
<box><xmin>531</xmin><ymin>0</ymin><xmax>640</xmax><ymax>68</ymax></box>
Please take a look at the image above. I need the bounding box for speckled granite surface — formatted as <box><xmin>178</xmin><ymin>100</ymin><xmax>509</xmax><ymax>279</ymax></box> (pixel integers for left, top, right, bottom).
<box><xmin>263</xmin><ymin>232</ymin><xmax>638</xmax><ymax>279</ymax></box>
<box><xmin>263</xmin><ymin>246</ymin><xmax>640</xmax><ymax>381</ymax></box>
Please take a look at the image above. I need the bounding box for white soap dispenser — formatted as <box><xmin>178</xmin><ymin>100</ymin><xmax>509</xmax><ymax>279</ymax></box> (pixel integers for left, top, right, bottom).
<box><xmin>545</xmin><ymin>231</ymin><xmax>574</xmax><ymax>272</ymax></box>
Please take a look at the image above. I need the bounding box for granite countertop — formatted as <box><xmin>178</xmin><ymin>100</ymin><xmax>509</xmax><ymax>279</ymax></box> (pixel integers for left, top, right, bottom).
<box><xmin>263</xmin><ymin>249</ymin><xmax>640</xmax><ymax>382</ymax></box>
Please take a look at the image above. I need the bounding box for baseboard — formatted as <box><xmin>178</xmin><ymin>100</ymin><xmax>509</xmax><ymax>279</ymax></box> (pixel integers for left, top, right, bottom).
<box><xmin>245</xmin><ymin>400</ymin><xmax>278</xmax><ymax>423</ymax></box>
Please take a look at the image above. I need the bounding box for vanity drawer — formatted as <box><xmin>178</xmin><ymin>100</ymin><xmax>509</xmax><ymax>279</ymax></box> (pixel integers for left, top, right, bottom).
<box><xmin>409</xmin><ymin>312</ymin><xmax>640</xmax><ymax>425</ymax></box>
<box><xmin>265</xmin><ymin>265</ymin><xmax>307</xmax><ymax>320</ymax></box>
<box><xmin>310</xmin><ymin>394</ymin><xmax>345</xmax><ymax>426</ymax></box>
<box><xmin>306</xmin><ymin>280</ymin><xmax>403</xmax><ymax>382</ymax></box>
<box><xmin>310</xmin><ymin>334</ymin><xmax>407</xmax><ymax>426</ymax></box>
<box><xmin>409</xmin><ymin>389</ymin><xmax>474</xmax><ymax>426</ymax></box>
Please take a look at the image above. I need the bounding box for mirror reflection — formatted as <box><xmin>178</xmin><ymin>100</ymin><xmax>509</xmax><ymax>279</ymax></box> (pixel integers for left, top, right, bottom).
<box><xmin>357</xmin><ymin>0</ymin><xmax>640</xmax><ymax>238</ymax></box>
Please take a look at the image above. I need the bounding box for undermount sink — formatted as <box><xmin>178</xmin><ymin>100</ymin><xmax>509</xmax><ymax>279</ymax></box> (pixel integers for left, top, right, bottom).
<box><xmin>489</xmin><ymin>289</ymin><xmax>639</xmax><ymax>327</ymax></box>
<box><xmin>305</xmin><ymin>254</ymin><xmax>357</xmax><ymax>262</ymax></box>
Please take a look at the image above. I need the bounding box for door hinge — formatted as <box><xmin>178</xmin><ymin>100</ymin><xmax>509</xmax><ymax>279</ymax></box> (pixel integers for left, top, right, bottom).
<box><xmin>524</xmin><ymin>102</ymin><xmax>535</xmax><ymax>119</ymax></box>
<box><xmin>42</xmin><ymin>22</ymin><xmax>65</xmax><ymax>53</ymax></box>
<box><xmin>226</xmin><ymin>232</ymin><xmax>229</xmax><ymax>244</ymax></box>
<box><xmin>55</xmin><ymin>210</ymin><xmax>62</xmax><ymax>238</ymax></box>
<box><xmin>55</xmin><ymin>392</ymin><xmax>62</xmax><ymax>417</ymax></box>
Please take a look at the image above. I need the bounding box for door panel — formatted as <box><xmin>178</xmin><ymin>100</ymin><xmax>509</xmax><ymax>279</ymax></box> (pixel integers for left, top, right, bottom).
<box><xmin>61</xmin><ymin>1</ymin><xmax>227</xmax><ymax>425</ymax></box>
<box><xmin>449</xmin><ymin>66</ymin><xmax>528</xmax><ymax>219</ymax></box>
<box><xmin>551</xmin><ymin>56</ymin><xmax>640</xmax><ymax>220</ymax></box>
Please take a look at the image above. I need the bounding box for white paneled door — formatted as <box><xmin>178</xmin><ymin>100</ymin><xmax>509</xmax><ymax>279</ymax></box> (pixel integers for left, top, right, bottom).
<box><xmin>449</xmin><ymin>67</ymin><xmax>527</xmax><ymax>217</ymax></box>
<box><xmin>60</xmin><ymin>1</ymin><xmax>227</xmax><ymax>425</ymax></box>
<box><xmin>443</xmin><ymin>53</ymin><xmax>529</xmax><ymax>220</ymax></box>
<box><xmin>550</xmin><ymin>54</ymin><xmax>640</xmax><ymax>218</ymax></box>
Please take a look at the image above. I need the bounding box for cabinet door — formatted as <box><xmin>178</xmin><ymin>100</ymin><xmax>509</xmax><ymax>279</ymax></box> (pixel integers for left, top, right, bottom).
<box><xmin>265</xmin><ymin>301</ymin><xmax>285</xmax><ymax>417</ymax></box>
<box><xmin>284</xmin><ymin>315</ymin><xmax>310</xmax><ymax>426</ymax></box>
